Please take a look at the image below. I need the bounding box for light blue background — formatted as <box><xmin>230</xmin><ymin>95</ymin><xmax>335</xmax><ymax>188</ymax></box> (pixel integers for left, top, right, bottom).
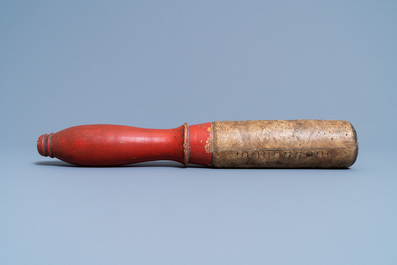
<box><xmin>1</xmin><ymin>1</ymin><xmax>396</xmax><ymax>264</ymax></box>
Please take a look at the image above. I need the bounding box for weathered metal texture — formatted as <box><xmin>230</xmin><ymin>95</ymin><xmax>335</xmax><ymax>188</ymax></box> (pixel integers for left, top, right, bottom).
<box><xmin>211</xmin><ymin>120</ymin><xmax>358</xmax><ymax>168</ymax></box>
<box><xmin>37</xmin><ymin>123</ymin><xmax>212</xmax><ymax>166</ymax></box>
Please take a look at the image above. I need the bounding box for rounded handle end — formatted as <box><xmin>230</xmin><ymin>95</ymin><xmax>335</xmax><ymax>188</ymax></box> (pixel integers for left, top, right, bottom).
<box><xmin>37</xmin><ymin>133</ymin><xmax>53</xmax><ymax>157</ymax></box>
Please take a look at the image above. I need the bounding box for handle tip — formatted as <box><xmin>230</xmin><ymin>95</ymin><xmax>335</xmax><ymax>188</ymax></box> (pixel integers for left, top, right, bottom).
<box><xmin>37</xmin><ymin>133</ymin><xmax>53</xmax><ymax>157</ymax></box>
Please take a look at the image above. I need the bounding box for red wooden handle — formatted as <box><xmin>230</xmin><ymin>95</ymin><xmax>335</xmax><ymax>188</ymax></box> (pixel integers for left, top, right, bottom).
<box><xmin>37</xmin><ymin>123</ymin><xmax>211</xmax><ymax>166</ymax></box>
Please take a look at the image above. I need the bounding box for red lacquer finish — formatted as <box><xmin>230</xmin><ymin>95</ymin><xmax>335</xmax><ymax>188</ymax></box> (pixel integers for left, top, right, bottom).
<box><xmin>188</xmin><ymin>122</ymin><xmax>212</xmax><ymax>166</ymax></box>
<box><xmin>37</xmin><ymin>123</ymin><xmax>211</xmax><ymax>166</ymax></box>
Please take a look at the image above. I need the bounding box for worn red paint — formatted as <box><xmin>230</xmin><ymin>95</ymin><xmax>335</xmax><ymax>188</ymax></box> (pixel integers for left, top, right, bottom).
<box><xmin>188</xmin><ymin>122</ymin><xmax>212</xmax><ymax>166</ymax></box>
<box><xmin>37</xmin><ymin>123</ymin><xmax>212</xmax><ymax>166</ymax></box>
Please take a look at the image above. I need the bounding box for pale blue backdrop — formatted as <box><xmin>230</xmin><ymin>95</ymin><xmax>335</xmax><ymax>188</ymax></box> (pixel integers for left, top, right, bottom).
<box><xmin>1</xmin><ymin>1</ymin><xmax>396</xmax><ymax>264</ymax></box>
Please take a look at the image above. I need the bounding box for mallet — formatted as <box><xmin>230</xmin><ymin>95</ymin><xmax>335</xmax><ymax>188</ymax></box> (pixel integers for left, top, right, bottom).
<box><xmin>37</xmin><ymin>120</ymin><xmax>358</xmax><ymax>168</ymax></box>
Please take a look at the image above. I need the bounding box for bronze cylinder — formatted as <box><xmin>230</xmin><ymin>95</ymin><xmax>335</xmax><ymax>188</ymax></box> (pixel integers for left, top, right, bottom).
<box><xmin>211</xmin><ymin>120</ymin><xmax>358</xmax><ymax>168</ymax></box>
